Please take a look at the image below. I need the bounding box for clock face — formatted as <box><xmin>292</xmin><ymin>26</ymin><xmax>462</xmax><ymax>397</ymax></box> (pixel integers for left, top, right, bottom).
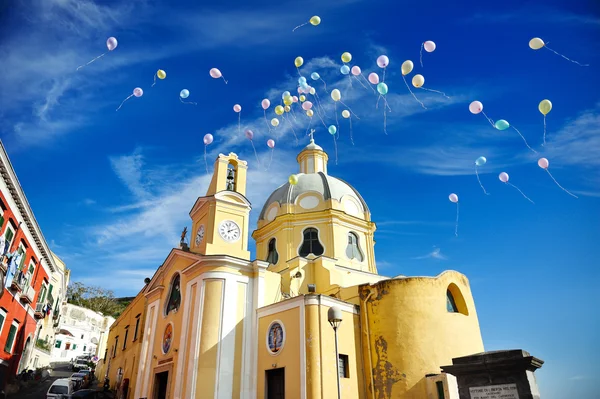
<box><xmin>218</xmin><ymin>220</ymin><xmax>241</xmax><ymax>243</ymax></box>
<box><xmin>195</xmin><ymin>225</ymin><xmax>205</xmax><ymax>246</ymax></box>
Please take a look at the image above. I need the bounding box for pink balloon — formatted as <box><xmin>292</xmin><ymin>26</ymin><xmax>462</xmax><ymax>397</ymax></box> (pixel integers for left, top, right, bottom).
<box><xmin>261</xmin><ymin>99</ymin><xmax>270</xmax><ymax>110</ymax></box>
<box><xmin>297</xmin><ymin>87</ymin><xmax>303</xmax><ymax>94</ymax></box>
<box><xmin>424</xmin><ymin>41</ymin><xmax>436</xmax><ymax>52</ymax></box>
<box><xmin>292</xmin><ymin>96</ymin><xmax>298</xmax><ymax>103</ymax></box>
<box><xmin>449</xmin><ymin>193</ymin><xmax>458</xmax><ymax>203</ymax></box>
<box><xmin>469</xmin><ymin>101</ymin><xmax>483</xmax><ymax>114</ymax></box>
<box><xmin>302</xmin><ymin>101</ymin><xmax>313</xmax><ymax>110</ymax></box>
<box><xmin>245</xmin><ymin>129</ymin><xmax>254</xmax><ymax>140</ymax></box>
<box><xmin>209</xmin><ymin>68</ymin><xmax>222</xmax><ymax>79</ymax></box>
<box><xmin>351</xmin><ymin>66</ymin><xmax>361</xmax><ymax>76</ymax></box>
<box><xmin>203</xmin><ymin>133</ymin><xmax>213</xmax><ymax>145</ymax></box>
<box><xmin>233</xmin><ymin>104</ymin><xmax>242</xmax><ymax>112</ymax></box>
<box><xmin>133</xmin><ymin>87</ymin><xmax>143</xmax><ymax>97</ymax></box>
<box><xmin>267</xmin><ymin>139</ymin><xmax>275</xmax><ymax>149</ymax></box>
<box><xmin>106</xmin><ymin>37</ymin><xmax>118</xmax><ymax>51</ymax></box>
<box><xmin>301</xmin><ymin>86</ymin><xmax>310</xmax><ymax>94</ymax></box>
<box><xmin>368</xmin><ymin>73</ymin><xmax>379</xmax><ymax>85</ymax></box>
<box><xmin>499</xmin><ymin>172</ymin><xmax>509</xmax><ymax>183</ymax></box>
<box><xmin>538</xmin><ymin>158</ymin><xmax>549</xmax><ymax>169</ymax></box>
<box><xmin>377</xmin><ymin>55</ymin><xmax>389</xmax><ymax>68</ymax></box>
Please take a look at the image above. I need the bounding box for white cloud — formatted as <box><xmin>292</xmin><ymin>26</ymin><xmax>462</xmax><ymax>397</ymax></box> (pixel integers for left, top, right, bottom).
<box><xmin>568</xmin><ymin>375</ymin><xmax>589</xmax><ymax>381</ymax></box>
<box><xmin>412</xmin><ymin>247</ymin><xmax>448</xmax><ymax>260</ymax></box>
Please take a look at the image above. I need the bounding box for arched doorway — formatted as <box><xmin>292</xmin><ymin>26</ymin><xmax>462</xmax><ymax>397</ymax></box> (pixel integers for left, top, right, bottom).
<box><xmin>18</xmin><ymin>336</ymin><xmax>32</xmax><ymax>373</ymax></box>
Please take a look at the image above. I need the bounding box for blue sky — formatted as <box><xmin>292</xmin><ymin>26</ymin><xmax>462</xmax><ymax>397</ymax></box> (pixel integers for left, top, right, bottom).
<box><xmin>1</xmin><ymin>0</ymin><xmax>599</xmax><ymax>397</ymax></box>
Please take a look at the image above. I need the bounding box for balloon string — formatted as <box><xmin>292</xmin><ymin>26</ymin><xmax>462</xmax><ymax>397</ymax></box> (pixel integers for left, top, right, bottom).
<box><xmin>506</xmin><ymin>182</ymin><xmax>534</xmax><ymax>204</ymax></box>
<box><xmin>339</xmin><ymin>100</ymin><xmax>359</xmax><ymax>119</ymax></box>
<box><xmin>151</xmin><ymin>73</ymin><xmax>157</xmax><ymax>87</ymax></box>
<box><xmin>267</xmin><ymin>148</ymin><xmax>274</xmax><ymax>170</ymax></box>
<box><xmin>297</xmin><ymin>67</ymin><xmax>303</xmax><ymax>78</ymax></box>
<box><xmin>349</xmin><ymin>117</ymin><xmax>354</xmax><ymax>146</ymax></box>
<box><xmin>545</xmin><ymin>170</ymin><xmax>578</xmax><ymax>198</ymax></box>
<box><xmin>264</xmin><ymin>110</ymin><xmax>272</xmax><ymax>133</ymax></box>
<box><xmin>319</xmin><ymin>78</ymin><xmax>328</xmax><ymax>93</ymax></box>
<box><xmin>402</xmin><ymin>76</ymin><xmax>426</xmax><ymax>109</ymax></box>
<box><xmin>382</xmin><ymin>97</ymin><xmax>391</xmax><ymax>135</ymax></box>
<box><xmin>238</xmin><ymin>113</ymin><xmax>241</xmax><ymax>136</ymax></box>
<box><xmin>420</xmin><ymin>43</ymin><xmax>424</xmax><ymax>68</ymax></box>
<box><xmin>481</xmin><ymin>111</ymin><xmax>495</xmax><ymax>128</ymax></box>
<box><xmin>475</xmin><ymin>167</ymin><xmax>490</xmax><ymax>195</ymax></box>
<box><xmin>455</xmin><ymin>203</ymin><xmax>459</xmax><ymax>237</ymax></box>
<box><xmin>382</xmin><ymin>68</ymin><xmax>386</xmax><ymax>83</ymax></box>
<box><xmin>116</xmin><ymin>94</ymin><xmax>133</xmax><ymax>111</ymax></box>
<box><xmin>333</xmin><ymin>135</ymin><xmax>338</xmax><ymax>165</ymax></box>
<box><xmin>312</xmin><ymin>93</ymin><xmax>328</xmax><ymax>127</ymax></box>
<box><xmin>544</xmin><ymin>46</ymin><xmax>589</xmax><ymax>67</ymax></box>
<box><xmin>250</xmin><ymin>140</ymin><xmax>261</xmax><ymax>167</ymax></box>
<box><xmin>376</xmin><ymin>94</ymin><xmax>381</xmax><ymax>109</ymax></box>
<box><xmin>347</xmin><ymin>74</ymin><xmax>353</xmax><ymax>87</ymax></box>
<box><xmin>221</xmin><ymin>76</ymin><xmax>228</xmax><ymax>84</ymax></box>
<box><xmin>353</xmin><ymin>75</ymin><xmax>370</xmax><ymax>92</ymax></box>
<box><xmin>284</xmin><ymin>114</ymin><xmax>299</xmax><ymax>145</ymax></box>
<box><xmin>361</xmin><ymin>74</ymin><xmax>377</xmax><ymax>94</ymax></box>
<box><xmin>420</xmin><ymin>87</ymin><xmax>450</xmax><ymax>99</ymax></box>
<box><xmin>290</xmin><ymin>105</ymin><xmax>298</xmax><ymax>121</ymax></box>
<box><xmin>542</xmin><ymin>115</ymin><xmax>547</xmax><ymax>146</ymax></box>
<box><xmin>511</xmin><ymin>126</ymin><xmax>538</xmax><ymax>154</ymax></box>
<box><xmin>292</xmin><ymin>22</ymin><xmax>308</xmax><ymax>32</ymax></box>
<box><xmin>204</xmin><ymin>146</ymin><xmax>209</xmax><ymax>175</ymax></box>
<box><xmin>179</xmin><ymin>97</ymin><xmax>197</xmax><ymax>106</ymax></box>
<box><xmin>305</xmin><ymin>117</ymin><xmax>313</xmax><ymax>137</ymax></box>
<box><xmin>334</xmin><ymin>103</ymin><xmax>339</xmax><ymax>131</ymax></box>
<box><xmin>313</xmin><ymin>90</ymin><xmax>329</xmax><ymax>118</ymax></box>
<box><xmin>76</xmin><ymin>52</ymin><xmax>107</xmax><ymax>71</ymax></box>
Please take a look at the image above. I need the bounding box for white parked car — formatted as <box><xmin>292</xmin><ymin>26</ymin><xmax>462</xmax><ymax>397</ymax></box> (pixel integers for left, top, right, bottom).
<box><xmin>47</xmin><ymin>378</ymin><xmax>74</xmax><ymax>398</ymax></box>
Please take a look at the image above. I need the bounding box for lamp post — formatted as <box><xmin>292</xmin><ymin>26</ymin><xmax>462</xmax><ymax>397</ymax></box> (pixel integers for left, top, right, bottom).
<box><xmin>328</xmin><ymin>306</ymin><xmax>343</xmax><ymax>399</ymax></box>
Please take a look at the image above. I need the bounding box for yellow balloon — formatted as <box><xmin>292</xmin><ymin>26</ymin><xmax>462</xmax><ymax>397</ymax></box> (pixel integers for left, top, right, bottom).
<box><xmin>271</xmin><ymin>118</ymin><xmax>280</xmax><ymax>127</ymax></box>
<box><xmin>331</xmin><ymin>89</ymin><xmax>341</xmax><ymax>102</ymax></box>
<box><xmin>299</xmin><ymin>95</ymin><xmax>306</xmax><ymax>102</ymax></box>
<box><xmin>309</xmin><ymin>87</ymin><xmax>315</xmax><ymax>95</ymax></box>
<box><xmin>275</xmin><ymin>105</ymin><xmax>284</xmax><ymax>115</ymax></box>
<box><xmin>342</xmin><ymin>110</ymin><xmax>350</xmax><ymax>119</ymax></box>
<box><xmin>538</xmin><ymin>99</ymin><xmax>552</xmax><ymax>115</ymax></box>
<box><xmin>284</xmin><ymin>105</ymin><xmax>291</xmax><ymax>112</ymax></box>
<box><xmin>401</xmin><ymin>60</ymin><xmax>413</xmax><ymax>76</ymax></box>
<box><xmin>412</xmin><ymin>74</ymin><xmax>424</xmax><ymax>88</ymax></box>
<box><xmin>283</xmin><ymin>96</ymin><xmax>292</xmax><ymax>106</ymax></box>
<box><xmin>306</xmin><ymin>109</ymin><xmax>314</xmax><ymax>117</ymax></box>
<box><xmin>295</xmin><ymin>56</ymin><xmax>304</xmax><ymax>68</ymax></box>
<box><xmin>309</xmin><ymin>16</ymin><xmax>321</xmax><ymax>26</ymax></box>
<box><xmin>289</xmin><ymin>174</ymin><xmax>299</xmax><ymax>185</ymax></box>
<box><xmin>157</xmin><ymin>69</ymin><xmax>166</xmax><ymax>79</ymax></box>
<box><xmin>529</xmin><ymin>38</ymin><xmax>545</xmax><ymax>50</ymax></box>
<box><xmin>341</xmin><ymin>52</ymin><xmax>352</xmax><ymax>63</ymax></box>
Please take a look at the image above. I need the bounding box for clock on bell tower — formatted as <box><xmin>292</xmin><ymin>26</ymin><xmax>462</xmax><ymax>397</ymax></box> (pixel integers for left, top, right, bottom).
<box><xmin>189</xmin><ymin>153</ymin><xmax>251</xmax><ymax>260</ymax></box>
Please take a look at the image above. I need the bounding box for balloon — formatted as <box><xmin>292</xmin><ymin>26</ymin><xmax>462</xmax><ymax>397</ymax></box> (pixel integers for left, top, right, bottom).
<box><xmin>306</xmin><ymin>109</ymin><xmax>314</xmax><ymax>117</ymax></box>
<box><xmin>209</xmin><ymin>68</ymin><xmax>222</xmax><ymax>79</ymax></box>
<box><xmin>377</xmin><ymin>82</ymin><xmax>388</xmax><ymax>95</ymax></box>
<box><xmin>283</xmin><ymin>96</ymin><xmax>293</xmax><ymax>106</ymax></box>
<box><xmin>539</xmin><ymin>99</ymin><xmax>552</xmax><ymax>115</ymax></box>
<box><xmin>292</xmin><ymin>96</ymin><xmax>298</xmax><ymax>103</ymax></box>
<box><xmin>424</xmin><ymin>41</ymin><xmax>436</xmax><ymax>52</ymax></box>
<box><xmin>340</xmin><ymin>65</ymin><xmax>350</xmax><ymax>75</ymax></box>
<box><xmin>133</xmin><ymin>87</ymin><xmax>143</xmax><ymax>97</ymax></box>
<box><xmin>289</xmin><ymin>174</ymin><xmax>299</xmax><ymax>185</ymax></box>
<box><xmin>267</xmin><ymin>139</ymin><xmax>275</xmax><ymax>148</ymax></box>
<box><xmin>351</xmin><ymin>66</ymin><xmax>361</xmax><ymax>76</ymax></box>
<box><xmin>180</xmin><ymin>89</ymin><xmax>189</xmax><ymax>99</ymax></box>
<box><xmin>469</xmin><ymin>101</ymin><xmax>483</xmax><ymax>114</ymax></box>
<box><xmin>271</xmin><ymin>118</ymin><xmax>280</xmax><ymax>127</ymax></box>
<box><xmin>244</xmin><ymin>129</ymin><xmax>254</xmax><ymax>140</ymax></box>
<box><xmin>499</xmin><ymin>172</ymin><xmax>509</xmax><ymax>183</ymax></box>
<box><xmin>261</xmin><ymin>99</ymin><xmax>270</xmax><ymax>110</ymax></box>
<box><xmin>275</xmin><ymin>105</ymin><xmax>285</xmax><ymax>115</ymax></box>
<box><xmin>203</xmin><ymin>134</ymin><xmax>213</xmax><ymax>145</ymax></box>
<box><xmin>157</xmin><ymin>69</ymin><xmax>166</xmax><ymax>79</ymax></box>
<box><xmin>368</xmin><ymin>73</ymin><xmax>379</xmax><ymax>84</ymax></box>
<box><xmin>537</xmin><ymin>158</ymin><xmax>549</xmax><ymax>169</ymax></box>
<box><xmin>529</xmin><ymin>38</ymin><xmax>545</xmax><ymax>50</ymax></box>
<box><xmin>302</xmin><ymin>101</ymin><xmax>313</xmax><ymax>110</ymax></box>
<box><xmin>449</xmin><ymin>193</ymin><xmax>458</xmax><ymax>203</ymax></box>
<box><xmin>475</xmin><ymin>156</ymin><xmax>487</xmax><ymax>166</ymax></box>
<box><xmin>401</xmin><ymin>60</ymin><xmax>413</xmax><ymax>76</ymax></box>
<box><xmin>309</xmin><ymin>87</ymin><xmax>316</xmax><ymax>95</ymax></box>
<box><xmin>328</xmin><ymin>125</ymin><xmax>337</xmax><ymax>135</ymax></box>
<box><xmin>331</xmin><ymin>89</ymin><xmax>341</xmax><ymax>102</ymax></box>
<box><xmin>494</xmin><ymin>119</ymin><xmax>510</xmax><ymax>131</ymax></box>
<box><xmin>299</xmin><ymin>76</ymin><xmax>307</xmax><ymax>84</ymax></box>
<box><xmin>233</xmin><ymin>104</ymin><xmax>242</xmax><ymax>112</ymax></box>
<box><xmin>412</xmin><ymin>74</ymin><xmax>424</xmax><ymax>88</ymax></box>
<box><xmin>310</xmin><ymin>16</ymin><xmax>321</xmax><ymax>26</ymax></box>
<box><xmin>377</xmin><ymin>55</ymin><xmax>389</xmax><ymax>68</ymax></box>
<box><xmin>282</xmin><ymin>91</ymin><xmax>291</xmax><ymax>99</ymax></box>
<box><xmin>106</xmin><ymin>37</ymin><xmax>118</xmax><ymax>51</ymax></box>
<box><xmin>311</xmin><ymin>72</ymin><xmax>320</xmax><ymax>80</ymax></box>
<box><xmin>295</xmin><ymin>57</ymin><xmax>304</xmax><ymax>68</ymax></box>
<box><xmin>341</xmin><ymin>52</ymin><xmax>352</xmax><ymax>63</ymax></box>
<box><xmin>284</xmin><ymin>105</ymin><xmax>291</xmax><ymax>112</ymax></box>
<box><xmin>299</xmin><ymin>95</ymin><xmax>306</xmax><ymax>102</ymax></box>
<box><xmin>300</xmin><ymin>82</ymin><xmax>309</xmax><ymax>90</ymax></box>
<box><xmin>342</xmin><ymin>110</ymin><xmax>350</xmax><ymax>119</ymax></box>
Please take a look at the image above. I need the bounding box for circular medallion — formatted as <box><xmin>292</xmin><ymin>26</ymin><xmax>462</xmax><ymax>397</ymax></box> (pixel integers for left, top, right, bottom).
<box><xmin>266</xmin><ymin>320</ymin><xmax>285</xmax><ymax>355</ymax></box>
<box><xmin>162</xmin><ymin>323</ymin><xmax>173</xmax><ymax>354</ymax></box>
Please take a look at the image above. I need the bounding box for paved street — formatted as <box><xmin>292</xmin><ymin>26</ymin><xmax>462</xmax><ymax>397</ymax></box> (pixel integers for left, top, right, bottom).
<box><xmin>8</xmin><ymin>362</ymin><xmax>74</xmax><ymax>399</ymax></box>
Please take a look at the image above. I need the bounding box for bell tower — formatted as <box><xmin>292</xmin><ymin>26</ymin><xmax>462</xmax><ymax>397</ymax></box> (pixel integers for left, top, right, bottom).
<box><xmin>189</xmin><ymin>153</ymin><xmax>251</xmax><ymax>260</ymax></box>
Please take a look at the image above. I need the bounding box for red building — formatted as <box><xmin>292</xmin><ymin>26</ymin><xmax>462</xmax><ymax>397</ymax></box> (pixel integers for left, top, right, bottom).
<box><xmin>0</xmin><ymin>141</ymin><xmax>58</xmax><ymax>391</ymax></box>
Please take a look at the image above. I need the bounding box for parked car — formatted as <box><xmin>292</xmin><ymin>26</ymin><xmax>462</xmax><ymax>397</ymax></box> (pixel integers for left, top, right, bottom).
<box><xmin>71</xmin><ymin>389</ymin><xmax>110</xmax><ymax>398</ymax></box>
<box><xmin>47</xmin><ymin>378</ymin><xmax>74</xmax><ymax>398</ymax></box>
<box><xmin>72</xmin><ymin>361</ymin><xmax>89</xmax><ymax>372</ymax></box>
<box><xmin>70</xmin><ymin>372</ymin><xmax>88</xmax><ymax>390</ymax></box>
<box><xmin>78</xmin><ymin>369</ymin><xmax>93</xmax><ymax>384</ymax></box>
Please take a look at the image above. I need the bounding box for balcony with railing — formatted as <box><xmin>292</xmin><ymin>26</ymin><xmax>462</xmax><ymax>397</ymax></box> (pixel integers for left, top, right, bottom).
<box><xmin>47</xmin><ymin>291</ymin><xmax>55</xmax><ymax>308</ymax></box>
<box><xmin>34</xmin><ymin>302</ymin><xmax>46</xmax><ymax>319</ymax></box>
<box><xmin>20</xmin><ymin>285</ymin><xmax>35</xmax><ymax>304</ymax></box>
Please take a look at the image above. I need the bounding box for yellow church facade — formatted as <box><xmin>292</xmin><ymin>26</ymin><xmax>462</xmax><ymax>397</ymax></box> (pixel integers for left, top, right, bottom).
<box><xmin>101</xmin><ymin>139</ymin><xmax>484</xmax><ymax>399</ymax></box>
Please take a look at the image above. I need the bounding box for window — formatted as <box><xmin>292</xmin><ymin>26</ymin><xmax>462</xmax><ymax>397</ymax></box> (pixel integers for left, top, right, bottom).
<box><xmin>0</xmin><ymin>308</ymin><xmax>6</xmax><ymax>334</ymax></box>
<box><xmin>338</xmin><ymin>354</ymin><xmax>349</xmax><ymax>378</ymax></box>
<box><xmin>345</xmin><ymin>232</ymin><xmax>364</xmax><ymax>261</ymax></box>
<box><xmin>37</xmin><ymin>283</ymin><xmax>47</xmax><ymax>304</ymax></box>
<box><xmin>65</xmin><ymin>342</ymin><xmax>71</xmax><ymax>350</ymax></box>
<box><xmin>0</xmin><ymin>208</ymin><xmax>4</xmax><ymax>229</ymax></box>
<box><xmin>2</xmin><ymin>225</ymin><xmax>14</xmax><ymax>255</ymax></box>
<box><xmin>133</xmin><ymin>314</ymin><xmax>141</xmax><ymax>341</ymax></box>
<box><xmin>55</xmin><ymin>340</ymin><xmax>62</xmax><ymax>349</ymax></box>
<box><xmin>446</xmin><ymin>290</ymin><xmax>459</xmax><ymax>313</ymax></box>
<box><xmin>24</xmin><ymin>260</ymin><xmax>35</xmax><ymax>287</ymax></box>
<box><xmin>266</xmin><ymin>238</ymin><xmax>279</xmax><ymax>264</ymax></box>
<box><xmin>299</xmin><ymin>228</ymin><xmax>324</xmax><ymax>257</ymax></box>
<box><xmin>72</xmin><ymin>344</ymin><xmax>77</xmax><ymax>350</ymax></box>
<box><xmin>123</xmin><ymin>326</ymin><xmax>129</xmax><ymax>350</ymax></box>
<box><xmin>81</xmin><ymin>334</ymin><xmax>84</xmax><ymax>339</ymax></box>
<box><xmin>226</xmin><ymin>163</ymin><xmax>237</xmax><ymax>191</ymax></box>
<box><xmin>436</xmin><ymin>381</ymin><xmax>445</xmax><ymax>399</ymax></box>
<box><xmin>4</xmin><ymin>321</ymin><xmax>19</xmax><ymax>353</ymax></box>
<box><xmin>104</xmin><ymin>349</ymin><xmax>108</xmax><ymax>360</ymax></box>
<box><xmin>83</xmin><ymin>345</ymin><xmax>86</xmax><ymax>352</ymax></box>
<box><xmin>165</xmin><ymin>274</ymin><xmax>181</xmax><ymax>316</ymax></box>
<box><xmin>113</xmin><ymin>337</ymin><xmax>119</xmax><ymax>357</ymax></box>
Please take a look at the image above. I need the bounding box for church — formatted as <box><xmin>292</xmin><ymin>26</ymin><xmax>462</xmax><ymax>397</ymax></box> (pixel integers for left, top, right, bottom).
<box><xmin>99</xmin><ymin>138</ymin><xmax>484</xmax><ymax>399</ymax></box>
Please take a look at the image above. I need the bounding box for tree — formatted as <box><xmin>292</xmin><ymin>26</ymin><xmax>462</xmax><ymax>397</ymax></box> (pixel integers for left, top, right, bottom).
<box><xmin>67</xmin><ymin>282</ymin><xmax>130</xmax><ymax>318</ymax></box>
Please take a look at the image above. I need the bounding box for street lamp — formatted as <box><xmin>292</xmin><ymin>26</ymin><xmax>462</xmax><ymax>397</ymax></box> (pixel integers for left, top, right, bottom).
<box><xmin>328</xmin><ymin>306</ymin><xmax>343</xmax><ymax>399</ymax></box>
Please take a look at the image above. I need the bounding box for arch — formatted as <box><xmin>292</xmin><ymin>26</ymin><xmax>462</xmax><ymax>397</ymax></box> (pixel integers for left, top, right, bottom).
<box><xmin>266</xmin><ymin>238</ymin><xmax>279</xmax><ymax>265</ymax></box>
<box><xmin>164</xmin><ymin>273</ymin><xmax>182</xmax><ymax>316</ymax></box>
<box><xmin>298</xmin><ymin>227</ymin><xmax>324</xmax><ymax>257</ymax></box>
<box><xmin>446</xmin><ymin>283</ymin><xmax>469</xmax><ymax>315</ymax></box>
<box><xmin>346</xmin><ymin>232</ymin><xmax>364</xmax><ymax>261</ymax></box>
<box><xmin>226</xmin><ymin>161</ymin><xmax>238</xmax><ymax>191</ymax></box>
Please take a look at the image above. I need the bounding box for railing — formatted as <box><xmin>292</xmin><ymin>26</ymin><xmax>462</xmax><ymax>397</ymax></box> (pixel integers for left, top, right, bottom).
<box><xmin>35</xmin><ymin>339</ymin><xmax>52</xmax><ymax>353</ymax></box>
<box><xmin>21</xmin><ymin>285</ymin><xmax>35</xmax><ymax>304</ymax></box>
<box><xmin>34</xmin><ymin>302</ymin><xmax>46</xmax><ymax>319</ymax></box>
<box><xmin>47</xmin><ymin>291</ymin><xmax>54</xmax><ymax>307</ymax></box>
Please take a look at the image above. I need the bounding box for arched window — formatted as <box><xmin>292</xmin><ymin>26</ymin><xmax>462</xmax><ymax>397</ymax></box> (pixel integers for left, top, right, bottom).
<box><xmin>446</xmin><ymin>283</ymin><xmax>469</xmax><ymax>315</ymax></box>
<box><xmin>345</xmin><ymin>232</ymin><xmax>364</xmax><ymax>261</ymax></box>
<box><xmin>266</xmin><ymin>238</ymin><xmax>279</xmax><ymax>265</ymax></box>
<box><xmin>165</xmin><ymin>274</ymin><xmax>182</xmax><ymax>316</ymax></box>
<box><xmin>299</xmin><ymin>228</ymin><xmax>324</xmax><ymax>257</ymax></box>
<box><xmin>446</xmin><ymin>290</ymin><xmax>459</xmax><ymax>313</ymax></box>
<box><xmin>226</xmin><ymin>163</ymin><xmax>237</xmax><ymax>191</ymax></box>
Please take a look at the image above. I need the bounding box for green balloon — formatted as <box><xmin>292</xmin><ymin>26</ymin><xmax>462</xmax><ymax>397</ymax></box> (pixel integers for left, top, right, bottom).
<box><xmin>377</xmin><ymin>82</ymin><xmax>388</xmax><ymax>95</ymax></box>
<box><xmin>494</xmin><ymin>119</ymin><xmax>510</xmax><ymax>131</ymax></box>
<box><xmin>328</xmin><ymin>125</ymin><xmax>337</xmax><ymax>135</ymax></box>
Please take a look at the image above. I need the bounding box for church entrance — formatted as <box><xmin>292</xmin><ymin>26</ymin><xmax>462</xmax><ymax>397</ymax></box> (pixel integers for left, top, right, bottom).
<box><xmin>266</xmin><ymin>368</ymin><xmax>285</xmax><ymax>399</ymax></box>
<box><xmin>153</xmin><ymin>371</ymin><xmax>169</xmax><ymax>399</ymax></box>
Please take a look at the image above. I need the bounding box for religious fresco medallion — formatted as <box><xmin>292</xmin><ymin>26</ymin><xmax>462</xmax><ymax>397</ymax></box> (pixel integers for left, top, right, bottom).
<box><xmin>162</xmin><ymin>323</ymin><xmax>173</xmax><ymax>354</ymax></box>
<box><xmin>266</xmin><ymin>320</ymin><xmax>285</xmax><ymax>355</ymax></box>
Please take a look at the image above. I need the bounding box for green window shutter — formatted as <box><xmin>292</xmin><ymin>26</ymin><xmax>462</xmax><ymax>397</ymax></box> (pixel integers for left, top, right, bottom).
<box><xmin>0</xmin><ymin>314</ymin><xmax>4</xmax><ymax>331</ymax></box>
<box><xmin>73</xmin><ymin>344</ymin><xmax>76</xmax><ymax>350</ymax></box>
<box><xmin>4</xmin><ymin>325</ymin><xmax>17</xmax><ymax>352</ymax></box>
<box><xmin>48</xmin><ymin>284</ymin><xmax>54</xmax><ymax>296</ymax></box>
<box><xmin>38</xmin><ymin>286</ymin><xmax>46</xmax><ymax>304</ymax></box>
<box><xmin>55</xmin><ymin>340</ymin><xmax>61</xmax><ymax>348</ymax></box>
<box><xmin>5</xmin><ymin>229</ymin><xmax>13</xmax><ymax>243</ymax></box>
<box><xmin>0</xmin><ymin>215</ymin><xmax>4</xmax><ymax>228</ymax></box>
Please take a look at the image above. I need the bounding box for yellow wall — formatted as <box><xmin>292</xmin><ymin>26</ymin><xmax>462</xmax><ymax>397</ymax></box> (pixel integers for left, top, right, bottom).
<box><xmin>359</xmin><ymin>271</ymin><xmax>484</xmax><ymax>399</ymax></box>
